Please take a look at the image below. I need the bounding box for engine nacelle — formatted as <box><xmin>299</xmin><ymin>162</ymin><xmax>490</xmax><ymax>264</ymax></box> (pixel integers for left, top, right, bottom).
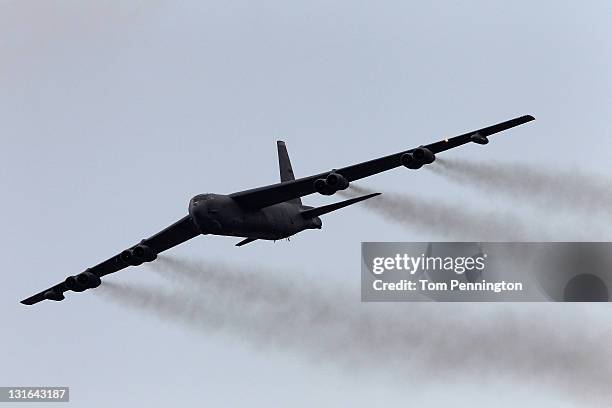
<box><xmin>314</xmin><ymin>178</ymin><xmax>335</xmax><ymax>195</ymax></box>
<box><xmin>325</xmin><ymin>172</ymin><xmax>349</xmax><ymax>190</ymax></box>
<box><xmin>120</xmin><ymin>243</ymin><xmax>157</xmax><ymax>266</ymax></box>
<box><xmin>65</xmin><ymin>271</ymin><xmax>100</xmax><ymax>292</ymax></box>
<box><xmin>76</xmin><ymin>271</ymin><xmax>102</xmax><ymax>289</ymax></box>
<box><xmin>65</xmin><ymin>276</ymin><xmax>86</xmax><ymax>292</ymax></box>
<box><xmin>413</xmin><ymin>147</ymin><xmax>435</xmax><ymax>164</ymax></box>
<box><xmin>470</xmin><ymin>132</ymin><xmax>489</xmax><ymax>145</ymax></box>
<box><xmin>401</xmin><ymin>147</ymin><xmax>435</xmax><ymax>169</ymax></box>
<box><xmin>44</xmin><ymin>290</ymin><xmax>65</xmax><ymax>301</ymax></box>
<box><xmin>314</xmin><ymin>172</ymin><xmax>349</xmax><ymax>196</ymax></box>
<box><xmin>401</xmin><ymin>152</ymin><xmax>422</xmax><ymax>169</ymax></box>
<box><xmin>120</xmin><ymin>249</ymin><xmax>142</xmax><ymax>266</ymax></box>
<box><xmin>132</xmin><ymin>243</ymin><xmax>157</xmax><ymax>262</ymax></box>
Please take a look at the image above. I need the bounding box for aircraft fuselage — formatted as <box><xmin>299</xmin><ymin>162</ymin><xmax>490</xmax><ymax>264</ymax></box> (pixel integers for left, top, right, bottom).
<box><xmin>189</xmin><ymin>193</ymin><xmax>322</xmax><ymax>240</ymax></box>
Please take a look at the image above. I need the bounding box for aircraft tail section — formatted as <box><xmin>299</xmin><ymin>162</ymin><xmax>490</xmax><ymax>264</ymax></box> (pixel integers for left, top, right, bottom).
<box><xmin>277</xmin><ymin>141</ymin><xmax>302</xmax><ymax>205</ymax></box>
<box><xmin>300</xmin><ymin>193</ymin><xmax>381</xmax><ymax>219</ymax></box>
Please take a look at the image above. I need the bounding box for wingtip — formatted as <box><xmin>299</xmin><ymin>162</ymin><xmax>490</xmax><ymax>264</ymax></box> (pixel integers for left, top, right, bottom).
<box><xmin>524</xmin><ymin>114</ymin><xmax>536</xmax><ymax>121</ymax></box>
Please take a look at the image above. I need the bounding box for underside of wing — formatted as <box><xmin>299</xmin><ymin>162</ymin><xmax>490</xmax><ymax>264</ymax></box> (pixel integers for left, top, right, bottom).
<box><xmin>21</xmin><ymin>215</ymin><xmax>201</xmax><ymax>305</ymax></box>
<box><xmin>230</xmin><ymin>115</ymin><xmax>534</xmax><ymax>208</ymax></box>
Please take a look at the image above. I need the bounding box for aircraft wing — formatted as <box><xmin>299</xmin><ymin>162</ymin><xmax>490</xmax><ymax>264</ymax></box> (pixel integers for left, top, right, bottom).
<box><xmin>230</xmin><ymin>115</ymin><xmax>535</xmax><ymax>208</ymax></box>
<box><xmin>21</xmin><ymin>215</ymin><xmax>200</xmax><ymax>305</ymax></box>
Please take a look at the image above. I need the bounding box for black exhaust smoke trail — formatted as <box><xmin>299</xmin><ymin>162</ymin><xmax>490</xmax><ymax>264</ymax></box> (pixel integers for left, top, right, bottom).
<box><xmin>98</xmin><ymin>256</ymin><xmax>612</xmax><ymax>405</ymax></box>
<box><xmin>429</xmin><ymin>158</ymin><xmax>612</xmax><ymax>215</ymax></box>
<box><xmin>340</xmin><ymin>185</ymin><xmax>548</xmax><ymax>241</ymax></box>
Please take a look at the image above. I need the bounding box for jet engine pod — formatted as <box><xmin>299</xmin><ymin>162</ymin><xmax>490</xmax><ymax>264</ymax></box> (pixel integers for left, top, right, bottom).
<box><xmin>76</xmin><ymin>271</ymin><xmax>102</xmax><ymax>289</ymax></box>
<box><xmin>325</xmin><ymin>172</ymin><xmax>349</xmax><ymax>190</ymax></box>
<box><xmin>314</xmin><ymin>171</ymin><xmax>349</xmax><ymax>196</ymax></box>
<box><xmin>314</xmin><ymin>178</ymin><xmax>336</xmax><ymax>196</ymax></box>
<box><xmin>121</xmin><ymin>243</ymin><xmax>157</xmax><ymax>266</ymax></box>
<box><xmin>400</xmin><ymin>152</ymin><xmax>422</xmax><ymax>169</ymax></box>
<box><xmin>412</xmin><ymin>147</ymin><xmax>435</xmax><ymax>164</ymax></box>
<box><xmin>401</xmin><ymin>147</ymin><xmax>435</xmax><ymax>169</ymax></box>
<box><xmin>120</xmin><ymin>249</ymin><xmax>142</xmax><ymax>266</ymax></box>
<box><xmin>44</xmin><ymin>290</ymin><xmax>65</xmax><ymax>301</ymax></box>
<box><xmin>64</xmin><ymin>275</ymin><xmax>87</xmax><ymax>292</ymax></box>
<box><xmin>132</xmin><ymin>243</ymin><xmax>157</xmax><ymax>262</ymax></box>
<box><xmin>470</xmin><ymin>132</ymin><xmax>489</xmax><ymax>145</ymax></box>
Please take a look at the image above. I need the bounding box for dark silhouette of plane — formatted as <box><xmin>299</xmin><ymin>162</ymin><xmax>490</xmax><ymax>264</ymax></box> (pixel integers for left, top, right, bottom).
<box><xmin>21</xmin><ymin>115</ymin><xmax>534</xmax><ymax>305</ymax></box>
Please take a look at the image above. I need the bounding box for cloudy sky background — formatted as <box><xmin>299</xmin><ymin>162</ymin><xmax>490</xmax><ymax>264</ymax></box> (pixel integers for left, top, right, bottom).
<box><xmin>1</xmin><ymin>1</ymin><xmax>612</xmax><ymax>406</ymax></box>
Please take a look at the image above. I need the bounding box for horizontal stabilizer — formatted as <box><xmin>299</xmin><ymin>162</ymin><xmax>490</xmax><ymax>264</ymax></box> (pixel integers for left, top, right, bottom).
<box><xmin>300</xmin><ymin>193</ymin><xmax>381</xmax><ymax>219</ymax></box>
<box><xmin>236</xmin><ymin>237</ymin><xmax>258</xmax><ymax>247</ymax></box>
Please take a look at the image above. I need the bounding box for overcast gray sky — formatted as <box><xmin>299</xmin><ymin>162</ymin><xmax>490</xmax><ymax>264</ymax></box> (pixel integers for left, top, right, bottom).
<box><xmin>1</xmin><ymin>1</ymin><xmax>612</xmax><ymax>407</ymax></box>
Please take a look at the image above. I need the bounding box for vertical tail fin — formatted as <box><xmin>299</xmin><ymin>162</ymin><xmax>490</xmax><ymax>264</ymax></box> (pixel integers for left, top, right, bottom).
<box><xmin>277</xmin><ymin>141</ymin><xmax>302</xmax><ymax>205</ymax></box>
<box><xmin>277</xmin><ymin>141</ymin><xmax>296</xmax><ymax>182</ymax></box>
